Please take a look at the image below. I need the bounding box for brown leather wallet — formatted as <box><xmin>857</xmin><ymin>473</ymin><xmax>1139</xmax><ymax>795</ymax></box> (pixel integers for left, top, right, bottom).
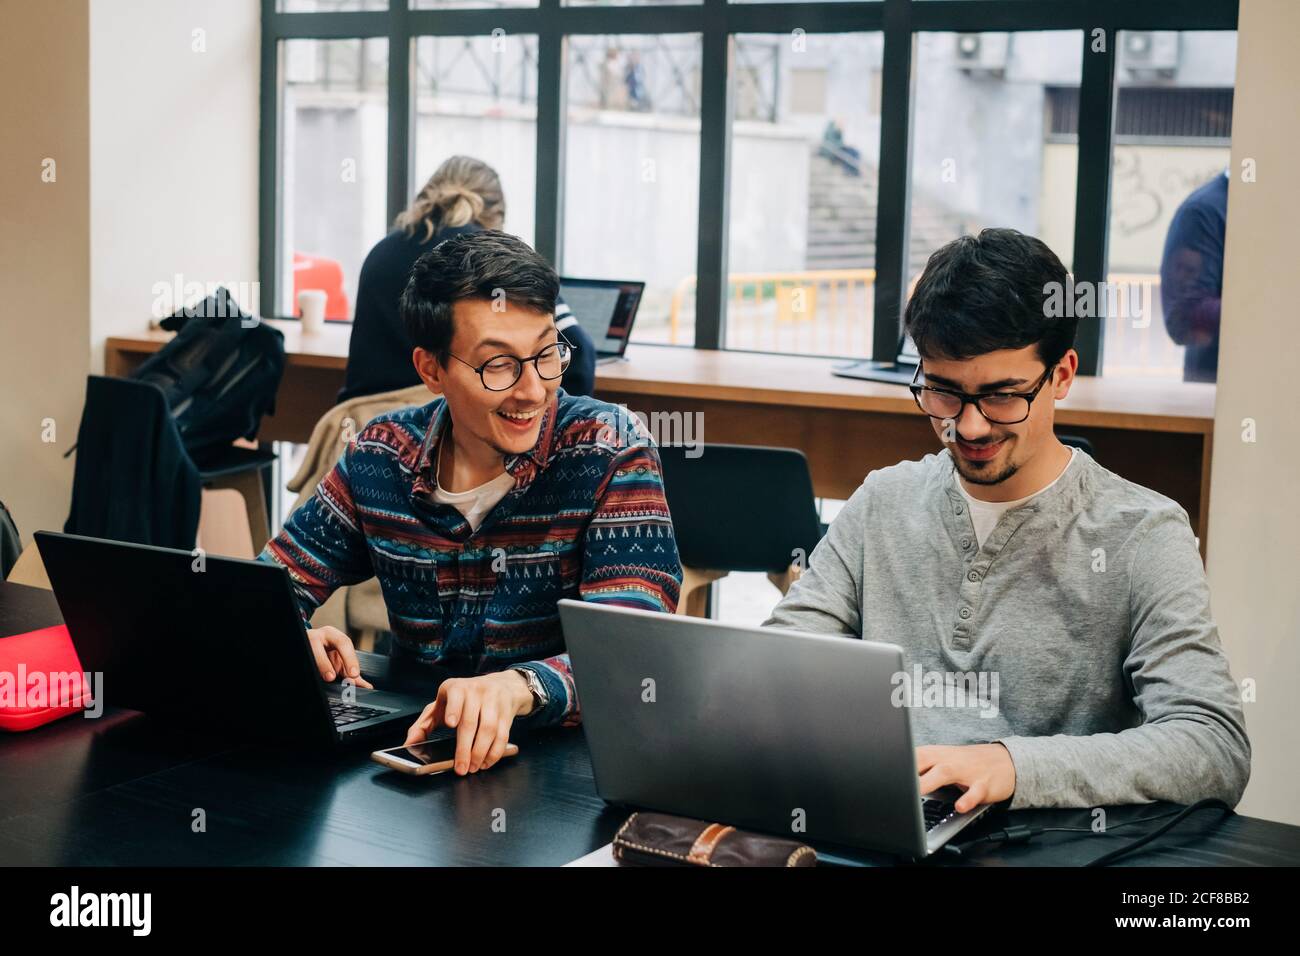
<box><xmin>612</xmin><ymin>812</ymin><xmax>817</xmax><ymax>867</ymax></box>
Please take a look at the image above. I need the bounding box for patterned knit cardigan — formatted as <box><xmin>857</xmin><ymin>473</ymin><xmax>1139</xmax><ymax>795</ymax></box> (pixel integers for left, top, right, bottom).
<box><xmin>258</xmin><ymin>390</ymin><xmax>683</xmax><ymax>728</ymax></box>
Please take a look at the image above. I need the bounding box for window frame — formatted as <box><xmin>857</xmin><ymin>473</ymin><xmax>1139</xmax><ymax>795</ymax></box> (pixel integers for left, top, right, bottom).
<box><xmin>260</xmin><ymin>0</ymin><xmax>1239</xmax><ymax>375</ymax></box>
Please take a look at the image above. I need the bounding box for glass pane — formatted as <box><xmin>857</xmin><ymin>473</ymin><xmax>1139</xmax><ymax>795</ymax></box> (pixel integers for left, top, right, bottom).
<box><xmin>413</xmin><ymin>1</ymin><xmax>537</xmax><ymax>9</ymax></box>
<box><xmin>278</xmin><ymin>0</ymin><xmax>386</xmax><ymax>11</ymax></box>
<box><xmin>732</xmin><ymin>0</ymin><xmax>866</xmax><ymax>5</ymax></box>
<box><xmin>1104</xmin><ymin>30</ymin><xmax>1236</xmax><ymax>382</ymax></box>
<box><xmin>279</xmin><ymin>38</ymin><xmax>389</xmax><ymax>321</ymax></box>
<box><xmin>565</xmin><ymin>0</ymin><xmax>697</xmax><ymax>6</ymax></box>
<box><xmin>726</xmin><ymin>32</ymin><xmax>883</xmax><ymax>357</ymax></box>
<box><xmin>413</xmin><ymin>35</ymin><xmax>538</xmax><ymax>248</ymax></box>
<box><xmin>564</xmin><ymin>34</ymin><xmax>702</xmax><ymax>345</ymax></box>
<box><xmin>909</xmin><ymin>31</ymin><xmax>1083</xmax><ymax>304</ymax></box>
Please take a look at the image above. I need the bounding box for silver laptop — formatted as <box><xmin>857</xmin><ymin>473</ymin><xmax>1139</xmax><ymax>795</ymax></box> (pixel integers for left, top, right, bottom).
<box><xmin>558</xmin><ymin>599</ymin><xmax>992</xmax><ymax>859</ymax></box>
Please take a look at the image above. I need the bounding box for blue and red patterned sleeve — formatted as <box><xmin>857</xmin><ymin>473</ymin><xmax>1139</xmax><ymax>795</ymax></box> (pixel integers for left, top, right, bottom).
<box><xmin>257</xmin><ymin>446</ymin><xmax>374</xmax><ymax>627</ymax></box>
<box><xmin>512</xmin><ymin>440</ymin><xmax>682</xmax><ymax>727</ymax></box>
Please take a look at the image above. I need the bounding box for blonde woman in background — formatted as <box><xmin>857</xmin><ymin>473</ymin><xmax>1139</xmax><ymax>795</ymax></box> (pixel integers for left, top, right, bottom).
<box><xmin>339</xmin><ymin>155</ymin><xmax>594</xmax><ymax>402</ymax></box>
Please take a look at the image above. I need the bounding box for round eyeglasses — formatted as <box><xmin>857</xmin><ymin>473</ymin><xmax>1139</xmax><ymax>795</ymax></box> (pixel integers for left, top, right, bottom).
<box><xmin>448</xmin><ymin>340</ymin><xmax>572</xmax><ymax>391</ymax></box>
<box><xmin>909</xmin><ymin>362</ymin><xmax>1057</xmax><ymax>426</ymax></box>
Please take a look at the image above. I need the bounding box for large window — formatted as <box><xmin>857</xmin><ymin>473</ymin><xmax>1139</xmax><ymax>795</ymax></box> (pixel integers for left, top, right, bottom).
<box><xmin>725</xmin><ymin>32</ymin><xmax>883</xmax><ymax>357</ymax></box>
<box><xmin>278</xmin><ymin>37</ymin><xmax>389</xmax><ymax>321</ymax></box>
<box><xmin>910</xmin><ymin>32</ymin><xmax>1082</xmax><ymax>276</ymax></box>
<box><xmin>563</xmin><ymin>34</ymin><xmax>702</xmax><ymax>344</ymax></box>
<box><xmin>261</xmin><ymin>0</ymin><xmax>1239</xmax><ymax>376</ymax></box>
<box><xmin>413</xmin><ymin>34</ymin><xmax>539</xmax><ymax>247</ymax></box>
<box><xmin>1104</xmin><ymin>31</ymin><xmax>1236</xmax><ymax>381</ymax></box>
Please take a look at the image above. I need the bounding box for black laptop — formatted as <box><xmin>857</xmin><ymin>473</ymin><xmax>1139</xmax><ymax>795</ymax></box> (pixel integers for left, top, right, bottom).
<box><xmin>34</xmin><ymin>531</ymin><xmax>432</xmax><ymax>746</ymax></box>
<box><xmin>557</xmin><ymin>277</ymin><xmax>645</xmax><ymax>364</ymax></box>
<box><xmin>831</xmin><ymin>332</ymin><xmax>921</xmax><ymax>385</ymax></box>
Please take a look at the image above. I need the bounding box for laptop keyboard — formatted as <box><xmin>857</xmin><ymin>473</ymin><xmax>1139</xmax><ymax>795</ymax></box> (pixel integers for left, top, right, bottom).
<box><xmin>328</xmin><ymin>698</ymin><xmax>395</xmax><ymax>727</ymax></box>
<box><xmin>922</xmin><ymin>797</ymin><xmax>958</xmax><ymax>831</ymax></box>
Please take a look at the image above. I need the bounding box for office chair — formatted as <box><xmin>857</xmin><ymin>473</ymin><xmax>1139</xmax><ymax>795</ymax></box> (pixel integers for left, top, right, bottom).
<box><xmin>64</xmin><ymin>376</ymin><xmax>275</xmax><ymax>557</ymax></box>
<box><xmin>657</xmin><ymin>443</ymin><xmax>825</xmax><ymax>617</ymax></box>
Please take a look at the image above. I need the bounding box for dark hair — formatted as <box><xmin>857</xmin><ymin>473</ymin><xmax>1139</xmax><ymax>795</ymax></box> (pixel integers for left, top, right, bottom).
<box><xmin>903</xmin><ymin>227</ymin><xmax>1075</xmax><ymax>367</ymax></box>
<box><xmin>400</xmin><ymin>229</ymin><xmax>559</xmax><ymax>364</ymax></box>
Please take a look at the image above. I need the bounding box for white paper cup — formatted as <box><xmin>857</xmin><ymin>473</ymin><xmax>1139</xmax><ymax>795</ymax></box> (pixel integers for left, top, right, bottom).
<box><xmin>298</xmin><ymin>289</ymin><xmax>327</xmax><ymax>333</ymax></box>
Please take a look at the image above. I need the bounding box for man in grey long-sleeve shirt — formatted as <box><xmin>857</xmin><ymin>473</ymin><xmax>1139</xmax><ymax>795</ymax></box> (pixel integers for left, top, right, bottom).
<box><xmin>765</xmin><ymin>228</ymin><xmax>1249</xmax><ymax>813</ymax></box>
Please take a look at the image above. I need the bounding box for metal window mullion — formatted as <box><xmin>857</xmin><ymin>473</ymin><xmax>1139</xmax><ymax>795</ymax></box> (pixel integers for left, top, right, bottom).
<box><xmin>259</xmin><ymin>0</ymin><xmax>281</xmax><ymax>318</ymax></box>
<box><xmin>535</xmin><ymin>0</ymin><xmax>565</xmax><ymax>268</ymax></box>
<box><xmin>910</xmin><ymin>0</ymin><xmax>1236</xmax><ymax>32</ymax></box>
<box><xmin>387</xmin><ymin>2</ymin><xmax>412</xmax><ymax>228</ymax></box>
<box><xmin>871</xmin><ymin>0</ymin><xmax>914</xmax><ymax>362</ymax></box>
<box><xmin>726</xmin><ymin>5</ymin><xmax>884</xmax><ymax>33</ymax></box>
<box><xmin>1070</xmin><ymin>27</ymin><xmax>1118</xmax><ymax>377</ymax></box>
<box><xmin>265</xmin><ymin>9</ymin><xmax>389</xmax><ymax>40</ymax></box>
<box><xmin>694</xmin><ymin>0</ymin><xmax>731</xmax><ymax>351</ymax></box>
<box><xmin>406</xmin><ymin>9</ymin><xmax>697</xmax><ymax>38</ymax></box>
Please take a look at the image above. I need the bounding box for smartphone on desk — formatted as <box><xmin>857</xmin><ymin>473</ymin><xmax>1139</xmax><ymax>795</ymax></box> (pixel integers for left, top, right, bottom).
<box><xmin>371</xmin><ymin>738</ymin><xmax>520</xmax><ymax>775</ymax></box>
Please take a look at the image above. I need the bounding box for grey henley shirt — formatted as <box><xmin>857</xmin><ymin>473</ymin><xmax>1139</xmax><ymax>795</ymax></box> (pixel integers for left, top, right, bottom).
<box><xmin>763</xmin><ymin>447</ymin><xmax>1251</xmax><ymax>810</ymax></box>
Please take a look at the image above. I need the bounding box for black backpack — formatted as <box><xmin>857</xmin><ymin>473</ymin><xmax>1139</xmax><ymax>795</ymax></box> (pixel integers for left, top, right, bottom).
<box><xmin>131</xmin><ymin>288</ymin><xmax>286</xmax><ymax>463</ymax></box>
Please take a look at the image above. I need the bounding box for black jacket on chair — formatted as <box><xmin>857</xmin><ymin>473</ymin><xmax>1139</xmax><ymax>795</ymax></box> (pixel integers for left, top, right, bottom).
<box><xmin>63</xmin><ymin>376</ymin><xmax>202</xmax><ymax>551</ymax></box>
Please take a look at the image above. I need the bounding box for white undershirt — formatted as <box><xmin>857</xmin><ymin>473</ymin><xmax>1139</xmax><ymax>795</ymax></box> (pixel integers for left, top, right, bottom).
<box><xmin>957</xmin><ymin>446</ymin><xmax>1079</xmax><ymax>548</ymax></box>
<box><xmin>431</xmin><ymin>441</ymin><xmax>515</xmax><ymax>532</ymax></box>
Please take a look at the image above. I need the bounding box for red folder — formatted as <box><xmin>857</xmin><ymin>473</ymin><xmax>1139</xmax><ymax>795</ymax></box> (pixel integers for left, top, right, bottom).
<box><xmin>0</xmin><ymin>624</ymin><xmax>91</xmax><ymax>731</ymax></box>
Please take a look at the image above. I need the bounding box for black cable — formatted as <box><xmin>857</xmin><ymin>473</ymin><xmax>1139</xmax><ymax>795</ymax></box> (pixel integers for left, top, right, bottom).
<box><xmin>948</xmin><ymin>799</ymin><xmax>1233</xmax><ymax>866</ymax></box>
<box><xmin>962</xmin><ymin>806</ymin><xmax>1192</xmax><ymax>844</ymax></box>
<box><xmin>1083</xmin><ymin>800</ymin><xmax>1233</xmax><ymax>867</ymax></box>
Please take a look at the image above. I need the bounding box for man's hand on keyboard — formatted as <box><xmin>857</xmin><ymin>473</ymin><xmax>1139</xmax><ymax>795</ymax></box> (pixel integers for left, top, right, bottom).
<box><xmin>915</xmin><ymin>743</ymin><xmax>1016</xmax><ymax>813</ymax></box>
<box><xmin>403</xmin><ymin>671</ymin><xmax>534</xmax><ymax>775</ymax></box>
<box><xmin>306</xmin><ymin>626</ymin><xmax>374</xmax><ymax>689</ymax></box>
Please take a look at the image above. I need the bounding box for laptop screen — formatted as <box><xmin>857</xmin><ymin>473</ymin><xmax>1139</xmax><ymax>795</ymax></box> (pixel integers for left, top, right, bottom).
<box><xmin>558</xmin><ymin>278</ymin><xmax>645</xmax><ymax>357</ymax></box>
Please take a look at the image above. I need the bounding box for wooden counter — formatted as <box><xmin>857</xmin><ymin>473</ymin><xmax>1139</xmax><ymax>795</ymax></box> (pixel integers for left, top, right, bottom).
<box><xmin>105</xmin><ymin>320</ymin><xmax>1216</xmax><ymax>554</ymax></box>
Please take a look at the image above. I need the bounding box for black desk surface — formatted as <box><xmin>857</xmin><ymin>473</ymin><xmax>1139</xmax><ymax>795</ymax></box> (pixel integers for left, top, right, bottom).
<box><xmin>3</xmin><ymin>580</ymin><xmax>1298</xmax><ymax>867</ymax></box>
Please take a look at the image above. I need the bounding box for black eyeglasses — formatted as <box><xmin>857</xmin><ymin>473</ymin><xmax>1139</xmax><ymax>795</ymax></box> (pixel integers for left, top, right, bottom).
<box><xmin>449</xmin><ymin>340</ymin><xmax>572</xmax><ymax>391</ymax></box>
<box><xmin>909</xmin><ymin>362</ymin><xmax>1057</xmax><ymax>425</ymax></box>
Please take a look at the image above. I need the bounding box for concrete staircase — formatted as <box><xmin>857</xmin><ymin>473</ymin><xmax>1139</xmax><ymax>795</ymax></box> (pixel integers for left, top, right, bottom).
<box><xmin>805</xmin><ymin>151</ymin><xmax>970</xmax><ymax>279</ymax></box>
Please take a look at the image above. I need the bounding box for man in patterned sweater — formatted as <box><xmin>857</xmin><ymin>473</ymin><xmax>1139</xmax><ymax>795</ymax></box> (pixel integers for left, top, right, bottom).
<box><xmin>258</xmin><ymin>230</ymin><xmax>682</xmax><ymax>774</ymax></box>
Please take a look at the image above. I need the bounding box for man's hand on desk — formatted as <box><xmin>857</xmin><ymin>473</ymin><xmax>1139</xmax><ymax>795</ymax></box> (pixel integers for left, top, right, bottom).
<box><xmin>916</xmin><ymin>743</ymin><xmax>1016</xmax><ymax>813</ymax></box>
<box><xmin>403</xmin><ymin>671</ymin><xmax>535</xmax><ymax>775</ymax></box>
<box><xmin>306</xmin><ymin>625</ymin><xmax>374</xmax><ymax>689</ymax></box>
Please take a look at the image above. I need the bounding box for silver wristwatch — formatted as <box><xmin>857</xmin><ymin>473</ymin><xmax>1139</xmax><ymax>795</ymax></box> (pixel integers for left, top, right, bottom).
<box><xmin>518</xmin><ymin>667</ymin><xmax>549</xmax><ymax>714</ymax></box>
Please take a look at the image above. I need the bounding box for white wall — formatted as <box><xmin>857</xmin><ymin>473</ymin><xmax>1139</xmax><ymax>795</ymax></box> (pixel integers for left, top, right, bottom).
<box><xmin>1206</xmin><ymin>0</ymin><xmax>1300</xmax><ymax>825</ymax></box>
<box><xmin>0</xmin><ymin>0</ymin><xmax>258</xmax><ymax>548</ymax></box>
<box><xmin>0</xmin><ymin>0</ymin><xmax>92</xmax><ymax>544</ymax></box>
<box><xmin>89</xmin><ymin>0</ymin><xmax>260</xmax><ymax>373</ymax></box>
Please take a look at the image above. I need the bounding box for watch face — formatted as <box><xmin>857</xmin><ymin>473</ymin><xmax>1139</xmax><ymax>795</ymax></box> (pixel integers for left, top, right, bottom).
<box><xmin>524</xmin><ymin>670</ymin><xmax>546</xmax><ymax>706</ymax></box>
